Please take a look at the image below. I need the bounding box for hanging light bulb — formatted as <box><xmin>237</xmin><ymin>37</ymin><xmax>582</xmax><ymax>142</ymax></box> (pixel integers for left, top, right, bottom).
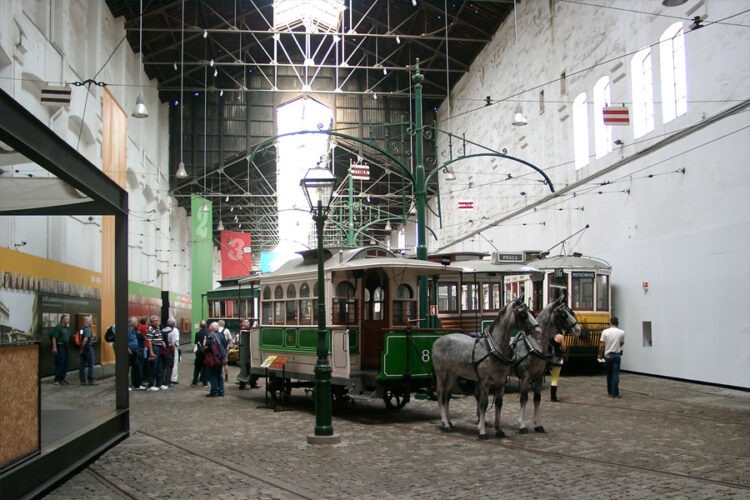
<box><xmin>512</xmin><ymin>104</ymin><xmax>528</xmax><ymax>126</ymax></box>
<box><xmin>200</xmin><ymin>200</ymin><xmax>210</xmax><ymax>212</ymax></box>
<box><xmin>217</xmin><ymin>220</ymin><xmax>225</xmax><ymax>231</ymax></box>
<box><xmin>176</xmin><ymin>0</ymin><xmax>187</xmax><ymax>179</ymax></box>
<box><xmin>384</xmin><ymin>221</ymin><xmax>392</xmax><ymax>232</ymax></box>
<box><xmin>175</xmin><ymin>161</ymin><xmax>188</xmax><ymax>178</ymax></box>
<box><xmin>444</xmin><ymin>167</ymin><xmax>457</xmax><ymax>181</ymax></box>
<box><xmin>131</xmin><ymin>0</ymin><xmax>149</xmax><ymax>118</ymax></box>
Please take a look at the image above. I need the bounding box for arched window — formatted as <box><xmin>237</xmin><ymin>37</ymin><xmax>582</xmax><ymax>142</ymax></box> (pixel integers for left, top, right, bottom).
<box><xmin>299</xmin><ymin>282</ymin><xmax>312</xmax><ymax>325</ymax></box>
<box><xmin>660</xmin><ymin>22</ymin><xmax>687</xmax><ymax>123</ymax></box>
<box><xmin>286</xmin><ymin>284</ymin><xmax>297</xmax><ymax>324</ymax></box>
<box><xmin>573</xmin><ymin>92</ymin><xmax>589</xmax><ymax>169</ymax></box>
<box><xmin>593</xmin><ymin>76</ymin><xmax>612</xmax><ymax>159</ymax></box>
<box><xmin>631</xmin><ymin>47</ymin><xmax>654</xmax><ymax>138</ymax></box>
<box><xmin>393</xmin><ymin>284</ymin><xmax>416</xmax><ymax>325</ymax></box>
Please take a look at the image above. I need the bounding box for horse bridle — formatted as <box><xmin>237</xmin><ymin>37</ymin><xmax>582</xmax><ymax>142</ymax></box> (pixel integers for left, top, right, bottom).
<box><xmin>553</xmin><ymin>302</ymin><xmax>579</xmax><ymax>333</ymax></box>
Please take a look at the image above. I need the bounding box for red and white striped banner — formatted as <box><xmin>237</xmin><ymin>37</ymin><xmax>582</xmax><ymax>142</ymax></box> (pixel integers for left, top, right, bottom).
<box><xmin>603</xmin><ymin>106</ymin><xmax>630</xmax><ymax>126</ymax></box>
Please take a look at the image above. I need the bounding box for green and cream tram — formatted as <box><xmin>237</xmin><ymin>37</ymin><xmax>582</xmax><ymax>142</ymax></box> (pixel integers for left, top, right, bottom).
<box><xmin>239</xmin><ymin>246</ymin><xmax>461</xmax><ymax>408</ymax></box>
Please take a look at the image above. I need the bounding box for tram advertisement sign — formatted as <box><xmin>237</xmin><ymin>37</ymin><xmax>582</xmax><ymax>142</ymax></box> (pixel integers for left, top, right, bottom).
<box><xmin>220</xmin><ymin>231</ymin><xmax>252</xmax><ymax>278</ymax></box>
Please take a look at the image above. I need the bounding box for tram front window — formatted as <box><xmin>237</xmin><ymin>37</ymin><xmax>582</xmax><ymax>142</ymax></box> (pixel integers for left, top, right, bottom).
<box><xmin>572</xmin><ymin>272</ymin><xmax>595</xmax><ymax>310</ymax></box>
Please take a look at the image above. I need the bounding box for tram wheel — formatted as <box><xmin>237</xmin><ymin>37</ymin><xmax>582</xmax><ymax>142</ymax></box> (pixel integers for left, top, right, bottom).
<box><xmin>383</xmin><ymin>387</ymin><xmax>410</xmax><ymax>410</ymax></box>
<box><xmin>268</xmin><ymin>376</ymin><xmax>291</xmax><ymax>404</ymax></box>
<box><xmin>332</xmin><ymin>386</ymin><xmax>351</xmax><ymax>411</ymax></box>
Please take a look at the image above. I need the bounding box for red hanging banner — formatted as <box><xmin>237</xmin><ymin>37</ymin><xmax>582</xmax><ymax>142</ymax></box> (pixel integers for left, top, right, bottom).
<box><xmin>220</xmin><ymin>231</ymin><xmax>252</xmax><ymax>278</ymax></box>
<box><xmin>603</xmin><ymin>106</ymin><xmax>630</xmax><ymax>125</ymax></box>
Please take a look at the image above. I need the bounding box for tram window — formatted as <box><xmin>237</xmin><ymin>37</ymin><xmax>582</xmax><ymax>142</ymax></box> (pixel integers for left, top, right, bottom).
<box><xmin>286</xmin><ymin>284</ymin><xmax>297</xmax><ymax>324</ymax></box>
<box><xmin>226</xmin><ymin>299</ymin><xmax>237</xmax><ymax>318</ymax></box>
<box><xmin>596</xmin><ymin>274</ymin><xmax>610</xmax><ymax>311</ymax></box>
<box><xmin>370</xmin><ymin>287</ymin><xmax>384</xmax><ymax>320</ymax></box>
<box><xmin>299</xmin><ymin>282</ymin><xmax>312</xmax><ymax>324</ymax></box>
<box><xmin>461</xmin><ymin>283</ymin><xmax>479</xmax><ymax>312</ymax></box>
<box><xmin>262</xmin><ymin>302</ymin><xmax>272</xmax><ymax>324</ymax></box>
<box><xmin>274</xmin><ymin>301</ymin><xmax>286</xmax><ymax>324</ymax></box>
<box><xmin>393</xmin><ymin>284</ymin><xmax>416</xmax><ymax>325</ymax></box>
<box><xmin>334</xmin><ymin>281</ymin><xmax>357</xmax><ymax>324</ymax></box>
<box><xmin>438</xmin><ymin>283</ymin><xmax>458</xmax><ymax>312</ymax></box>
<box><xmin>286</xmin><ymin>300</ymin><xmax>297</xmax><ymax>324</ymax></box>
<box><xmin>209</xmin><ymin>300</ymin><xmax>223</xmax><ymax>317</ymax></box>
<box><xmin>336</xmin><ymin>281</ymin><xmax>355</xmax><ymax>297</ymax></box>
<box><xmin>572</xmin><ymin>272</ymin><xmax>595</xmax><ymax>310</ymax></box>
<box><xmin>547</xmin><ymin>273</ymin><xmax>568</xmax><ymax>303</ymax></box>
<box><xmin>482</xmin><ymin>283</ymin><xmax>501</xmax><ymax>312</ymax></box>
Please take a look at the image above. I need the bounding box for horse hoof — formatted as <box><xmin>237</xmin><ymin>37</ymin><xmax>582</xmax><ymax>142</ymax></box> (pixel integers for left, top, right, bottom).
<box><xmin>518</xmin><ymin>427</ymin><xmax>529</xmax><ymax>435</ymax></box>
<box><xmin>495</xmin><ymin>430</ymin><xmax>506</xmax><ymax>439</ymax></box>
<box><xmin>534</xmin><ymin>426</ymin><xmax>545</xmax><ymax>433</ymax></box>
<box><xmin>441</xmin><ymin>425</ymin><xmax>455</xmax><ymax>433</ymax></box>
<box><xmin>478</xmin><ymin>434</ymin><xmax>490</xmax><ymax>441</ymax></box>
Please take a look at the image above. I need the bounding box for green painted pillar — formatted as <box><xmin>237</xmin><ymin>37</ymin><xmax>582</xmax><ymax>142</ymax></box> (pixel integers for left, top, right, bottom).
<box><xmin>413</xmin><ymin>61</ymin><xmax>428</xmax><ymax>327</ymax></box>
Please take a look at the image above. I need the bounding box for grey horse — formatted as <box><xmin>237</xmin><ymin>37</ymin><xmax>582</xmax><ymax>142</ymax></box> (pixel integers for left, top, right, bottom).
<box><xmin>432</xmin><ymin>296</ymin><xmax>541</xmax><ymax>439</ymax></box>
<box><xmin>511</xmin><ymin>291</ymin><xmax>581</xmax><ymax>434</ymax></box>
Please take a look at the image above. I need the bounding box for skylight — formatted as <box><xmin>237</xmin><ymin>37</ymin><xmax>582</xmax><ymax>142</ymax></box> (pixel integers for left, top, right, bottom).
<box><xmin>273</xmin><ymin>0</ymin><xmax>345</xmax><ymax>34</ymax></box>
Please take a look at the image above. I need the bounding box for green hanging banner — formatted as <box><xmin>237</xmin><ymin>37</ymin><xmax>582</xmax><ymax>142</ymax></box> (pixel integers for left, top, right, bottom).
<box><xmin>191</xmin><ymin>195</ymin><xmax>213</xmax><ymax>339</ymax></box>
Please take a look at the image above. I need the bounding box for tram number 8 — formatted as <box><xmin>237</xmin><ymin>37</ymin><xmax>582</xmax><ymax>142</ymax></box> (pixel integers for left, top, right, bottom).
<box><xmin>421</xmin><ymin>349</ymin><xmax>430</xmax><ymax>363</ymax></box>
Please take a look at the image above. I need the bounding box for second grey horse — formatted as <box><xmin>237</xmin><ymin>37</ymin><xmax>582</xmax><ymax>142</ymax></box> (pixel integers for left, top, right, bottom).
<box><xmin>511</xmin><ymin>290</ymin><xmax>581</xmax><ymax>434</ymax></box>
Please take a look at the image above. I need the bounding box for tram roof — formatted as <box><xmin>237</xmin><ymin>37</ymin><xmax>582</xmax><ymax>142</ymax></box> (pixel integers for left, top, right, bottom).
<box><xmin>529</xmin><ymin>254</ymin><xmax>612</xmax><ymax>272</ymax></box>
<box><xmin>241</xmin><ymin>246</ymin><xmax>462</xmax><ymax>283</ymax></box>
<box><xmin>454</xmin><ymin>259</ymin><xmax>542</xmax><ymax>275</ymax></box>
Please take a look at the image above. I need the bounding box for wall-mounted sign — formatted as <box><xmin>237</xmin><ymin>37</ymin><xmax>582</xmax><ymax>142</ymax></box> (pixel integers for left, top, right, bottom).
<box><xmin>457</xmin><ymin>200</ymin><xmax>474</xmax><ymax>210</ymax></box>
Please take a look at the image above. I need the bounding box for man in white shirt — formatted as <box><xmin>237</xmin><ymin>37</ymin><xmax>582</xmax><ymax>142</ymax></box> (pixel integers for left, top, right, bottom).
<box><xmin>598</xmin><ymin>317</ymin><xmax>625</xmax><ymax>398</ymax></box>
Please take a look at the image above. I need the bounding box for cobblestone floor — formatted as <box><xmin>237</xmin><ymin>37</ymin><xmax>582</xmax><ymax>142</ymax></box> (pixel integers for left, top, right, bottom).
<box><xmin>42</xmin><ymin>353</ymin><xmax>749</xmax><ymax>499</ymax></box>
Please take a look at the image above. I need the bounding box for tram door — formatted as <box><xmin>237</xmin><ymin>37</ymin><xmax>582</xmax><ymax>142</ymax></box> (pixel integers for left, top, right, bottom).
<box><xmin>361</xmin><ymin>269</ymin><xmax>388</xmax><ymax>369</ymax></box>
<box><xmin>548</xmin><ymin>271</ymin><xmax>568</xmax><ymax>304</ymax></box>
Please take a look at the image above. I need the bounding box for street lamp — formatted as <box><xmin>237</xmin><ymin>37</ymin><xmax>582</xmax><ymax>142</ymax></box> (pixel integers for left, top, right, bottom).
<box><xmin>300</xmin><ymin>166</ymin><xmax>341</xmax><ymax>445</ymax></box>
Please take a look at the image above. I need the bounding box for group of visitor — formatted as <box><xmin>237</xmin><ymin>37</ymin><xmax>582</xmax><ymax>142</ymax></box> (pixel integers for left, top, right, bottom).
<box><xmin>127</xmin><ymin>315</ymin><xmax>180</xmax><ymax>392</ymax></box>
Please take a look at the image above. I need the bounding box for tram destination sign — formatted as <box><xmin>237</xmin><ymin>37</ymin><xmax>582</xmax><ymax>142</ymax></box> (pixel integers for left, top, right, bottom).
<box><xmin>572</xmin><ymin>271</ymin><xmax>596</xmax><ymax>278</ymax></box>
<box><xmin>492</xmin><ymin>251</ymin><xmax>524</xmax><ymax>262</ymax></box>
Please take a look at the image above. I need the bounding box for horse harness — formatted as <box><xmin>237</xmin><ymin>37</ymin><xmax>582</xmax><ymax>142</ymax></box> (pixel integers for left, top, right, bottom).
<box><xmin>470</xmin><ymin>303</ymin><xmax>530</xmax><ymax>381</ymax></box>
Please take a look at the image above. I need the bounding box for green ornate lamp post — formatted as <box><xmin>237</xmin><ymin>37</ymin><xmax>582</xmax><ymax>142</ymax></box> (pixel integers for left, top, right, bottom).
<box><xmin>300</xmin><ymin>166</ymin><xmax>341</xmax><ymax>444</ymax></box>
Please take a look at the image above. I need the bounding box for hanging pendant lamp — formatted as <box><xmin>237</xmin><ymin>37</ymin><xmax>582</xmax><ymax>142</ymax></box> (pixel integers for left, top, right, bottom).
<box><xmin>132</xmin><ymin>0</ymin><xmax>149</xmax><ymax>118</ymax></box>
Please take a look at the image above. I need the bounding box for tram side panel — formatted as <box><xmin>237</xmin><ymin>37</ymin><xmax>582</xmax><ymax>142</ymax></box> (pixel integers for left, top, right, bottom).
<box><xmin>249</xmin><ymin>325</ymin><xmax>351</xmax><ymax>386</ymax></box>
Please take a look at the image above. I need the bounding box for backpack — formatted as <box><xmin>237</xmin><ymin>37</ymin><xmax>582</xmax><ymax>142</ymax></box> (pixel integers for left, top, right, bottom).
<box><xmin>210</xmin><ymin>332</ymin><xmax>227</xmax><ymax>362</ymax></box>
<box><xmin>104</xmin><ymin>324</ymin><xmax>115</xmax><ymax>343</ymax></box>
<box><xmin>73</xmin><ymin>328</ymin><xmax>85</xmax><ymax>347</ymax></box>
